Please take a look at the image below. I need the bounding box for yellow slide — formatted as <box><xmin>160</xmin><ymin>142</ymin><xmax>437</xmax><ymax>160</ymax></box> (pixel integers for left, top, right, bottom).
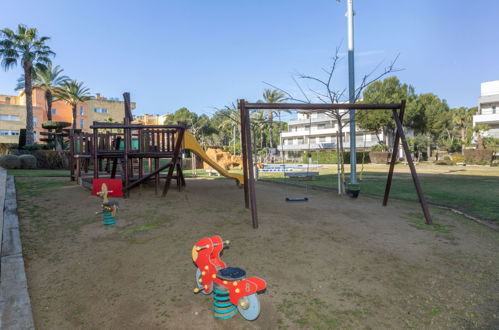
<box><xmin>182</xmin><ymin>132</ymin><xmax>244</xmax><ymax>185</ymax></box>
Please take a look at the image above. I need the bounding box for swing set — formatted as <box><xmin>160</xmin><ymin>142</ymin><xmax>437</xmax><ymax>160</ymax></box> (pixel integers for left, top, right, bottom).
<box><xmin>238</xmin><ymin>99</ymin><xmax>432</xmax><ymax>229</ymax></box>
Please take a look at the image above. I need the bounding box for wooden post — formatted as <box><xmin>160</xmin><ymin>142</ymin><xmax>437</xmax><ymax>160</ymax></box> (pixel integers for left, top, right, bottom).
<box><xmin>391</xmin><ymin>107</ymin><xmax>433</xmax><ymax>225</ymax></box>
<box><xmin>93</xmin><ymin>125</ymin><xmax>98</xmax><ymax>179</ymax></box>
<box><xmin>69</xmin><ymin>129</ymin><xmax>75</xmax><ymax>181</ymax></box>
<box><xmin>242</xmin><ymin>102</ymin><xmax>259</xmax><ymax>229</ymax></box>
<box><xmin>239</xmin><ymin>100</ymin><xmax>250</xmax><ymax>209</ymax></box>
<box><xmin>123</xmin><ymin>118</ymin><xmax>130</xmax><ymax>198</ymax></box>
<box><xmin>383</xmin><ymin>100</ymin><xmax>405</xmax><ymax>206</ymax></box>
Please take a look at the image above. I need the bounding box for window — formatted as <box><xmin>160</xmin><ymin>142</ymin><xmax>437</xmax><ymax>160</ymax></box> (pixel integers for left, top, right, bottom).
<box><xmin>493</xmin><ymin>106</ymin><xmax>497</xmax><ymax>114</ymax></box>
<box><xmin>94</xmin><ymin>107</ymin><xmax>108</xmax><ymax>114</ymax></box>
<box><xmin>0</xmin><ymin>115</ymin><xmax>20</xmax><ymax>121</ymax></box>
<box><xmin>52</xmin><ymin>109</ymin><xmax>57</xmax><ymax>115</ymax></box>
<box><xmin>317</xmin><ymin>124</ymin><xmax>325</xmax><ymax>129</ymax></box>
<box><xmin>297</xmin><ymin>138</ymin><xmax>304</xmax><ymax>145</ymax></box>
<box><xmin>80</xmin><ymin>106</ymin><xmax>84</xmax><ymax>116</ymax></box>
<box><xmin>0</xmin><ymin>130</ymin><xmax>20</xmax><ymax>136</ymax></box>
<box><xmin>80</xmin><ymin>119</ymin><xmax>84</xmax><ymax>129</ymax></box>
<box><xmin>33</xmin><ymin>117</ymin><xmax>37</xmax><ymax>126</ymax></box>
<box><xmin>309</xmin><ymin>137</ymin><xmax>316</xmax><ymax>144</ymax></box>
<box><xmin>319</xmin><ymin>136</ymin><xmax>326</xmax><ymax>142</ymax></box>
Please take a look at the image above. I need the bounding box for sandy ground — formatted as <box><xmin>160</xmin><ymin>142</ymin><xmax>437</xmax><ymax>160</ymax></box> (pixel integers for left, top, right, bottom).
<box><xmin>16</xmin><ymin>176</ymin><xmax>499</xmax><ymax>329</ymax></box>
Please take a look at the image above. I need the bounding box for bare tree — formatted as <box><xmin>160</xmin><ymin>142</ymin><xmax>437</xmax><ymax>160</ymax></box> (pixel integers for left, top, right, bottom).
<box><xmin>265</xmin><ymin>46</ymin><xmax>401</xmax><ymax>193</ymax></box>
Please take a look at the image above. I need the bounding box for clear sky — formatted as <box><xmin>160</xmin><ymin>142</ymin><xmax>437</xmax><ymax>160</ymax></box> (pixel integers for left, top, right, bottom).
<box><xmin>1</xmin><ymin>0</ymin><xmax>498</xmax><ymax>116</ymax></box>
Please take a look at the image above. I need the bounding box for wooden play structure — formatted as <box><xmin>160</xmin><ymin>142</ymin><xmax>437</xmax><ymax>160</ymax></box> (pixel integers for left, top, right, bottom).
<box><xmin>69</xmin><ymin>93</ymin><xmax>243</xmax><ymax>197</ymax></box>
<box><xmin>69</xmin><ymin>93</ymin><xmax>187</xmax><ymax>197</ymax></box>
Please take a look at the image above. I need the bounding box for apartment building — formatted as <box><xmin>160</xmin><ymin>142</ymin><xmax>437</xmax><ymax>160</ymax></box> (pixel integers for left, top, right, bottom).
<box><xmin>133</xmin><ymin>114</ymin><xmax>168</xmax><ymax>125</ymax></box>
<box><xmin>474</xmin><ymin>80</ymin><xmax>499</xmax><ymax>138</ymax></box>
<box><xmin>278</xmin><ymin>110</ymin><xmax>382</xmax><ymax>160</ymax></box>
<box><xmin>0</xmin><ymin>90</ymin><xmax>135</xmax><ymax>144</ymax></box>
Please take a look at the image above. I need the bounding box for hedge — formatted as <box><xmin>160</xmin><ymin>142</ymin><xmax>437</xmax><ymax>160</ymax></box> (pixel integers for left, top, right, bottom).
<box><xmin>463</xmin><ymin>149</ymin><xmax>494</xmax><ymax>165</ymax></box>
<box><xmin>12</xmin><ymin>150</ymin><xmax>70</xmax><ymax>169</ymax></box>
<box><xmin>19</xmin><ymin>154</ymin><xmax>37</xmax><ymax>169</ymax></box>
<box><xmin>301</xmin><ymin>151</ymin><xmax>370</xmax><ymax>164</ymax></box>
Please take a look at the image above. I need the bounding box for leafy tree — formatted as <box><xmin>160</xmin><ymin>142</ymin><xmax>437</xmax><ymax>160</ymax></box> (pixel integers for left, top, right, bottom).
<box><xmin>16</xmin><ymin>63</ymin><xmax>68</xmax><ymax>121</ymax></box>
<box><xmin>55</xmin><ymin>80</ymin><xmax>91</xmax><ymax>128</ymax></box>
<box><xmin>357</xmin><ymin>76</ymin><xmax>417</xmax><ymax>147</ymax></box>
<box><xmin>164</xmin><ymin>107</ymin><xmax>215</xmax><ymax>146</ymax></box>
<box><xmin>262</xmin><ymin>89</ymin><xmax>287</xmax><ymax>148</ymax></box>
<box><xmin>0</xmin><ymin>24</ymin><xmax>55</xmax><ymax>144</ymax></box>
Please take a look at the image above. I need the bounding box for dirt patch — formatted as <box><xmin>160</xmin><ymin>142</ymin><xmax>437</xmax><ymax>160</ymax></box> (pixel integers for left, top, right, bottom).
<box><xmin>17</xmin><ymin>177</ymin><xmax>499</xmax><ymax>329</ymax></box>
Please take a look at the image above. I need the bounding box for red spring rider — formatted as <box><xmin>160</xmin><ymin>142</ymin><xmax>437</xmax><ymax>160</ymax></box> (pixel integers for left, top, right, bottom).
<box><xmin>192</xmin><ymin>235</ymin><xmax>266</xmax><ymax>320</ymax></box>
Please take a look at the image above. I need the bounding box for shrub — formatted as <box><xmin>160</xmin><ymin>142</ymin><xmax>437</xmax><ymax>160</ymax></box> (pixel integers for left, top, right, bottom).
<box><xmin>371</xmin><ymin>144</ymin><xmax>387</xmax><ymax>152</ymax></box>
<box><xmin>463</xmin><ymin>149</ymin><xmax>493</xmax><ymax>165</ymax></box>
<box><xmin>19</xmin><ymin>154</ymin><xmax>37</xmax><ymax>169</ymax></box>
<box><xmin>0</xmin><ymin>154</ymin><xmax>21</xmax><ymax>169</ymax></box>
<box><xmin>369</xmin><ymin>151</ymin><xmax>391</xmax><ymax>164</ymax></box>
<box><xmin>12</xmin><ymin>150</ymin><xmax>70</xmax><ymax>169</ymax></box>
<box><xmin>301</xmin><ymin>151</ymin><xmax>370</xmax><ymax>164</ymax></box>
<box><xmin>0</xmin><ymin>143</ymin><xmax>18</xmax><ymax>155</ymax></box>
<box><xmin>435</xmin><ymin>160</ymin><xmax>453</xmax><ymax>165</ymax></box>
<box><xmin>450</xmin><ymin>154</ymin><xmax>465</xmax><ymax>164</ymax></box>
<box><xmin>443</xmin><ymin>155</ymin><xmax>451</xmax><ymax>161</ymax></box>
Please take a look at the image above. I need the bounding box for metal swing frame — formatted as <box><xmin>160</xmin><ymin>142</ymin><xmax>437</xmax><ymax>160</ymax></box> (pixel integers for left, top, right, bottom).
<box><xmin>238</xmin><ymin>99</ymin><xmax>432</xmax><ymax>229</ymax></box>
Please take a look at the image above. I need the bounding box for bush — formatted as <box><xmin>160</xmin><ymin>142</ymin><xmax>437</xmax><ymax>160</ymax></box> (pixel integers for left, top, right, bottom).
<box><xmin>301</xmin><ymin>151</ymin><xmax>370</xmax><ymax>164</ymax></box>
<box><xmin>371</xmin><ymin>144</ymin><xmax>387</xmax><ymax>152</ymax></box>
<box><xmin>19</xmin><ymin>154</ymin><xmax>37</xmax><ymax>169</ymax></box>
<box><xmin>369</xmin><ymin>151</ymin><xmax>391</xmax><ymax>164</ymax></box>
<box><xmin>0</xmin><ymin>154</ymin><xmax>21</xmax><ymax>169</ymax></box>
<box><xmin>12</xmin><ymin>150</ymin><xmax>70</xmax><ymax>169</ymax></box>
<box><xmin>0</xmin><ymin>143</ymin><xmax>18</xmax><ymax>155</ymax></box>
<box><xmin>463</xmin><ymin>149</ymin><xmax>493</xmax><ymax>165</ymax></box>
<box><xmin>450</xmin><ymin>154</ymin><xmax>465</xmax><ymax>164</ymax></box>
<box><xmin>435</xmin><ymin>160</ymin><xmax>453</xmax><ymax>165</ymax></box>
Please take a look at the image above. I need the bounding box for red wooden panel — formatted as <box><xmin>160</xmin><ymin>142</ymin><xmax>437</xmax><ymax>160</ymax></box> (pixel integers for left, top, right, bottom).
<box><xmin>92</xmin><ymin>179</ymin><xmax>123</xmax><ymax>197</ymax></box>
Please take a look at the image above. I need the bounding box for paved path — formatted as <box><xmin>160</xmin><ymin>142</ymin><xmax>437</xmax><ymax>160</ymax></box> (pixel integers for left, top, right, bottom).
<box><xmin>0</xmin><ymin>169</ymin><xmax>35</xmax><ymax>329</ymax></box>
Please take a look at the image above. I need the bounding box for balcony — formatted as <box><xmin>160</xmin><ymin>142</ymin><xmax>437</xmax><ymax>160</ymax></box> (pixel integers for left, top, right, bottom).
<box><xmin>282</xmin><ymin>128</ymin><xmax>338</xmax><ymax>137</ymax></box>
<box><xmin>278</xmin><ymin>139</ymin><xmax>378</xmax><ymax>151</ymax></box>
<box><xmin>473</xmin><ymin>113</ymin><xmax>499</xmax><ymax>125</ymax></box>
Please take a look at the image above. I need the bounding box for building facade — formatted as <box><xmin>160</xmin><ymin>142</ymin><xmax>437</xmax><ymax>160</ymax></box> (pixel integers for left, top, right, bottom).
<box><xmin>0</xmin><ymin>90</ymin><xmax>135</xmax><ymax>144</ymax></box>
<box><xmin>474</xmin><ymin>80</ymin><xmax>499</xmax><ymax>138</ymax></box>
<box><xmin>133</xmin><ymin>114</ymin><xmax>168</xmax><ymax>125</ymax></box>
<box><xmin>278</xmin><ymin>110</ymin><xmax>382</xmax><ymax>160</ymax></box>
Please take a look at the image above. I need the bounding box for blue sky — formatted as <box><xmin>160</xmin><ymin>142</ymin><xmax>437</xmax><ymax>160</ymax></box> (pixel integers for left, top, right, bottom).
<box><xmin>1</xmin><ymin>0</ymin><xmax>498</xmax><ymax>116</ymax></box>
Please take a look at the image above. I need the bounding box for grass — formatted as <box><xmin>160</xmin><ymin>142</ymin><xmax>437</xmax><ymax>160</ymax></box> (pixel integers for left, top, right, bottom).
<box><xmin>258</xmin><ymin>165</ymin><xmax>499</xmax><ymax>222</ymax></box>
<box><xmin>7</xmin><ymin>169</ymin><xmax>69</xmax><ymax>177</ymax></box>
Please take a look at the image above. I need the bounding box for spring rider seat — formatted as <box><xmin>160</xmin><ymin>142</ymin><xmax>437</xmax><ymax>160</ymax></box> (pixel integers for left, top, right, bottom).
<box><xmin>192</xmin><ymin>235</ymin><xmax>266</xmax><ymax>320</ymax></box>
<box><xmin>96</xmin><ymin>183</ymin><xmax>119</xmax><ymax>227</ymax></box>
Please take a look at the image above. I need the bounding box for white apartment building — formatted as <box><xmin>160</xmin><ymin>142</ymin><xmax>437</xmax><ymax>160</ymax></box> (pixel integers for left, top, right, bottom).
<box><xmin>278</xmin><ymin>110</ymin><xmax>382</xmax><ymax>160</ymax></box>
<box><xmin>474</xmin><ymin>80</ymin><xmax>499</xmax><ymax>138</ymax></box>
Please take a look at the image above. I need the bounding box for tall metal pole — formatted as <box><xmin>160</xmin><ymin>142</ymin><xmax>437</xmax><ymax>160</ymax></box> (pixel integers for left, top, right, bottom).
<box><xmin>347</xmin><ymin>0</ymin><xmax>357</xmax><ymax>184</ymax></box>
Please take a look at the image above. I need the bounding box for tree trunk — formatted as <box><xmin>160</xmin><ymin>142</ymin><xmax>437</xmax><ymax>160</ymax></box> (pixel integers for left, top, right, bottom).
<box><xmin>46</xmin><ymin>90</ymin><xmax>53</xmax><ymax>121</ymax></box>
<box><xmin>461</xmin><ymin>123</ymin><xmax>465</xmax><ymax>155</ymax></box>
<box><xmin>427</xmin><ymin>134</ymin><xmax>431</xmax><ymax>160</ymax></box>
<box><xmin>72</xmin><ymin>104</ymin><xmax>77</xmax><ymax>129</ymax></box>
<box><xmin>268</xmin><ymin>110</ymin><xmax>273</xmax><ymax>149</ymax></box>
<box><xmin>23</xmin><ymin>63</ymin><xmax>35</xmax><ymax>145</ymax></box>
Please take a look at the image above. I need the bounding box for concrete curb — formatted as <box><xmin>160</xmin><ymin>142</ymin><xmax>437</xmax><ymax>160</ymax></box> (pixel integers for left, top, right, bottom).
<box><xmin>0</xmin><ymin>172</ymin><xmax>35</xmax><ymax>330</ymax></box>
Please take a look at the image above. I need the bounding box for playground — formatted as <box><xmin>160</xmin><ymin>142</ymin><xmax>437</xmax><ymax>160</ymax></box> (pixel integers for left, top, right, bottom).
<box><xmin>16</xmin><ymin>174</ymin><xmax>499</xmax><ymax>329</ymax></box>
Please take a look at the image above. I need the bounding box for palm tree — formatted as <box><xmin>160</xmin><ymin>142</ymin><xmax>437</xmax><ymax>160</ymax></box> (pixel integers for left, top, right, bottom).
<box><xmin>55</xmin><ymin>80</ymin><xmax>91</xmax><ymax>128</ymax></box>
<box><xmin>0</xmin><ymin>25</ymin><xmax>54</xmax><ymax>145</ymax></box>
<box><xmin>16</xmin><ymin>64</ymin><xmax>68</xmax><ymax>121</ymax></box>
<box><xmin>262</xmin><ymin>89</ymin><xmax>287</xmax><ymax>148</ymax></box>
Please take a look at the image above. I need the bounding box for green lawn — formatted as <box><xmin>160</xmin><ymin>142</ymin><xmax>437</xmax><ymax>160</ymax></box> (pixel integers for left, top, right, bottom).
<box><xmin>259</xmin><ymin>169</ymin><xmax>499</xmax><ymax>222</ymax></box>
<box><xmin>7</xmin><ymin>169</ymin><xmax>70</xmax><ymax>177</ymax></box>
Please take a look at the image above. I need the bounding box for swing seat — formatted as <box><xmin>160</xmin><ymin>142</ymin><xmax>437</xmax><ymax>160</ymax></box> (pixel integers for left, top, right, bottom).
<box><xmin>285</xmin><ymin>197</ymin><xmax>309</xmax><ymax>202</ymax></box>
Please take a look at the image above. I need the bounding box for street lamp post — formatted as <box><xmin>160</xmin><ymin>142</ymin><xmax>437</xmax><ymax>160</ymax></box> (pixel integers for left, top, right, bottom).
<box><xmin>347</xmin><ymin>0</ymin><xmax>357</xmax><ymax>185</ymax></box>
